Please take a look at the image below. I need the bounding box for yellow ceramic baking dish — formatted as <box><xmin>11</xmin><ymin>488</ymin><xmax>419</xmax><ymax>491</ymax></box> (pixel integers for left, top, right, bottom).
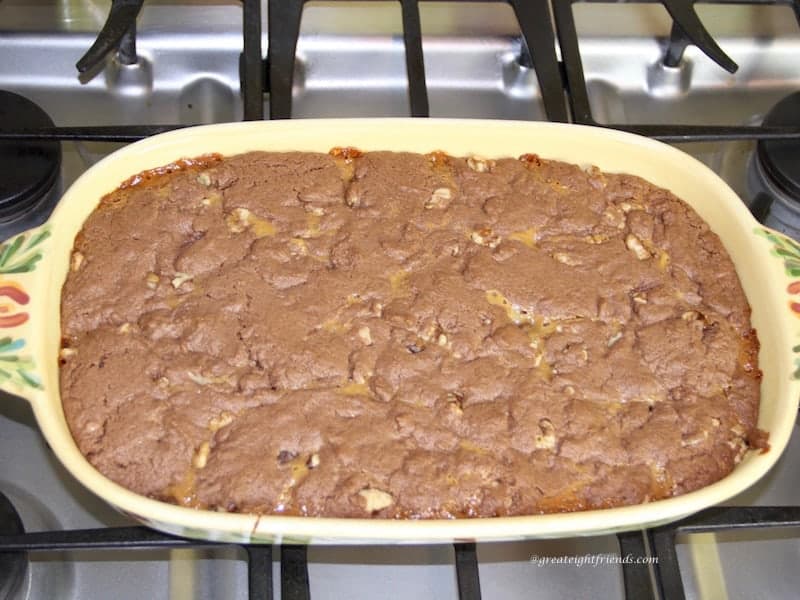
<box><xmin>0</xmin><ymin>119</ymin><xmax>797</xmax><ymax>544</ymax></box>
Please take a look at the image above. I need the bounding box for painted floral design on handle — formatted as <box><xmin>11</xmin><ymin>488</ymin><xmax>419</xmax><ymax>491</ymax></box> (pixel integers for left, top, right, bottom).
<box><xmin>0</xmin><ymin>336</ymin><xmax>41</xmax><ymax>390</ymax></box>
<box><xmin>0</xmin><ymin>226</ymin><xmax>50</xmax><ymax>391</ymax></box>
<box><xmin>0</xmin><ymin>283</ymin><xmax>29</xmax><ymax>328</ymax></box>
<box><xmin>756</xmin><ymin>227</ymin><xmax>800</xmax><ymax>380</ymax></box>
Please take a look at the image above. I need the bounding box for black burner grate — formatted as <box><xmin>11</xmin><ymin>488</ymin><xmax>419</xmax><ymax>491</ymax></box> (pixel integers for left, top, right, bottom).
<box><xmin>3</xmin><ymin>502</ymin><xmax>800</xmax><ymax>599</ymax></box>
<box><xmin>265</xmin><ymin>0</ymin><xmax>568</xmax><ymax>122</ymax></box>
<box><xmin>1</xmin><ymin>0</ymin><xmax>798</xmax><ymax>142</ymax></box>
<box><xmin>0</xmin><ymin>516</ymin><xmax>479</xmax><ymax>599</ymax></box>
<box><xmin>646</xmin><ymin>506</ymin><xmax>800</xmax><ymax>600</ymax></box>
<box><xmin>0</xmin><ymin>492</ymin><xmax>26</xmax><ymax>600</ymax></box>
<box><xmin>552</xmin><ymin>0</ymin><xmax>800</xmax><ymax>141</ymax></box>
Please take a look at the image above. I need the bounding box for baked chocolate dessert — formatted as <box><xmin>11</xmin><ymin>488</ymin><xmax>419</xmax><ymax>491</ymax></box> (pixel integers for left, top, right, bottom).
<box><xmin>60</xmin><ymin>148</ymin><xmax>764</xmax><ymax>518</ymax></box>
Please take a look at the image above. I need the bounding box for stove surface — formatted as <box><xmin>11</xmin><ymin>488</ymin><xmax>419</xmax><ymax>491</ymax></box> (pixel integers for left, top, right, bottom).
<box><xmin>1</xmin><ymin>1</ymin><xmax>799</xmax><ymax>599</ymax></box>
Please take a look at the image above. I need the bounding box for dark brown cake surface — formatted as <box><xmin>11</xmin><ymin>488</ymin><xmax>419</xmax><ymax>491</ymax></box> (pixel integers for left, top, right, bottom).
<box><xmin>59</xmin><ymin>149</ymin><xmax>764</xmax><ymax>518</ymax></box>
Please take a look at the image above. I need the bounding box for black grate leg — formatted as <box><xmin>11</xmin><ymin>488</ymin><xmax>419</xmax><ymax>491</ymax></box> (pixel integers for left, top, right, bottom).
<box><xmin>662</xmin><ymin>20</ymin><xmax>692</xmax><ymax>68</ymax></box>
<box><xmin>454</xmin><ymin>542</ymin><xmax>481</xmax><ymax>600</ymax></box>
<box><xmin>267</xmin><ymin>0</ymin><xmax>305</xmax><ymax>119</ymax></box>
<box><xmin>648</xmin><ymin>527</ymin><xmax>686</xmax><ymax>600</ymax></box>
<box><xmin>242</xmin><ymin>0</ymin><xmax>264</xmax><ymax>120</ymax></box>
<box><xmin>551</xmin><ymin>0</ymin><xmax>601</xmax><ymax>124</ymax></box>
<box><xmin>661</xmin><ymin>0</ymin><xmax>737</xmax><ymax>74</ymax></box>
<box><xmin>246</xmin><ymin>546</ymin><xmax>273</xmax><ymax>600</ymax></box>
<box><xmin>281</xmin><ymin>544</ymin><xmax>310</xmax><ymax>600</ymax></box>
<box><xmin>400</xmin><ymin>0</ymin><xmax>430</xmax><ymax>117</ymax></box>
<box><xmin>0</xmin><ymin>492</ymin><xmax>28</xmax><ymax>600</ymax></box>
<box><xmin>509</xmin><ymin>0</ymin><xmax>568</xmax><ymax>122</ymax></box>
<box><xmin>617</xmin><ymin>530</ymin><xmax>656</xmax><ymax>600</ymax></box>
<box><xmin>75</xmin><ymin>0</ymin><xmax>144</xmax><ymax>74</ymax></box>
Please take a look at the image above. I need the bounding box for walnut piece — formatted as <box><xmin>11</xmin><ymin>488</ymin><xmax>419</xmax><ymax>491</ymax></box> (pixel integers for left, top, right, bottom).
<box><xmin>470</xmin><ymin>228</ymin><xmax>501</xmax><ymax>249</ymax></box>
<box><xmin>171</xmin><ymin>272</ymin><xmax>193</xmax><ymax>289</ymax></box>
<box><xmin>358</xmin><ymin>488</ymin><xmax>394</xmax><ymax>512</ymax></box>
<box><xmin>425</xmin><ymin>187</ymin><xmax>453</xmax><ymax>209</ymax></box>
<box><xmin>625</xmin><ymin>234</ymin><xmax>650</xmax><ymax>260</ymax></box>
<box><xmin>358</xmin><ymin>326</ymin><xmax>373</xmax><ymax>346</ymax></box>
<box><xmin>467</xmin><ymin>156</ymin><xmax>495</xmax><ymax>173</ymax></box>
<box><xmin>553</xmin><ymin>252</ymin><xmax>580</xmax><ymax>266</ymax></box>
<box><xmin>607</xmin><ymin>331</ymin><xmax>623</xmax><ymax>347</ymax></box>
<box><xmin>534</xmin><ymin>418</ymin><xmax>556</xmax><ymax>450</ymax></box>
<box><xmin>193</xmin><ymin>442</ymin><xmax>210</xmax><ymax>469</ymax></box>
<box><xmin>70</xmin><ymin>251</ymin><xmax>84</xmax><ymax>272</ymax></box>
<box><xmin>345</xmin><ymin>185</ymin><xmax>361</xmax><ymax>208</ymax></box>
<box><xmin>209</xmin><ymin>412</ymin><xmax>233</xmax><ymax>432</ymax></box>
<box><xmin>226</xmin><ymin>208</ymin><xmax>251</xmax><ymax>233</ymax></box>
<box><xmin>59</xmin><ymin>347</ymin><xmax>77</xmax><ymax>360</ymax></box>
<box><xmin>446</xmin><ymin>392</ymin><xmax>464</xmax><ymax>415</ymax></box>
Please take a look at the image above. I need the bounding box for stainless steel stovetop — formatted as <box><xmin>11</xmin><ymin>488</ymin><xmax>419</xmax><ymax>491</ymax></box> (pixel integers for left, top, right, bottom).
<box><xmin>1</xmin><ymin>1</ymin><xmax>799</xmax><ymax>599</ymax></box>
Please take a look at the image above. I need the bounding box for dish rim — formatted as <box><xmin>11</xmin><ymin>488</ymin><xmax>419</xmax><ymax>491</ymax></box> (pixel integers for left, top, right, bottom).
<box><xmin>0</xmin><ymin>118</ymin><xmax>796</xmax><ymax>544</ymax></box>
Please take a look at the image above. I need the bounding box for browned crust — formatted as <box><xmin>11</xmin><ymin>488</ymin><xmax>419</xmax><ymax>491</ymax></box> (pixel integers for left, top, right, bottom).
<box><xmin>115</xmin><ymin>153</ymin><xmax>223</xmax><ymax>192</ymax></box>
<box><xmin>59</xmin><ymin>149</ymin><xmax>765</xmax><ymax>518</ymax></box>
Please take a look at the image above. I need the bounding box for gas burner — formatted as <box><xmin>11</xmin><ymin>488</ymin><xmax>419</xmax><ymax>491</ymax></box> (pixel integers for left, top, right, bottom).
<box><xmin>757</xmin><ymin>91</ymin><xmax>800</xmax><ymax>199</ymax></box>
<box><xmin>0</xmin><ymin>91</ymin><xmax>61</xmax><ymax>240</ymax></box>
<box><xmin>0</xmin><ymin>491</ymin><xmax>27</xmax><ymax>600</ymax></box>
<box><xmin>748</xmin><ymin>92</ymin><xmax>800</xmax><ymax>238</ymax></box>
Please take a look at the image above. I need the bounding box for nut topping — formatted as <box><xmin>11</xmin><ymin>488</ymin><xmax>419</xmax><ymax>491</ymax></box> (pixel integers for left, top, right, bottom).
<box><xmin>358</xmin><ymin>326</ymin><xmax>373</xmax><ymax>346</ymax></box>
<box><xmin>625</xmin><ymin>234</ymin><xmax>650</xmax><ymax>260</ymax></box>
<box><xmin>70</xmin><ymin>251</ymin><xmax>84</xmax><ymax>272</ymax></box>
<box><xmin>607</xmin><ymin>331</ymin><xmax>623</xmax><ymax>348</ymax></box>
<box><xmin>535</xmin><ymin>418</ymin><xmax>556</xmax><ymax>450</ymax></box>
<box><xmin>467</xmin><ymin>155</ymin><xmax>495</xmax><ymax>173</ymax></box>
<box><xmin>446</xmin><ymin>392</ymin><xmax>464</xmax><ymax>415</ymax></box>
<box><xmin>425</xmin><ymin>187</ymin><xmax>453</xmax><ymax>209</ymax></box>
<box><xmin>59</xmin><ymin>347</ymin><xmax>77</xmax><ymax>361</ymax></box>
<box><xmin>345</xmin><ymin>185</ymin><xmax>361</xmax><ymax>208</ymax></box>
<box><xmin>171</xmin><ymin>272</ymin><xmax>193</xmax><ymax>289</ymax></box>
<box><xmin>226</xmin><ymin>207</ymin><xmax>251</xmax><ymax>233</ymax></box>
<box><xmin>553</xmin><ymin>252</ymin><xmax>580</xmax><ymax>266</ymax></box>
<box><xmin>470</xmin><ymin>228</ymin><xmax>501</xmax><ymax>249</ymax></box>
<box><xmin>193</xmin><ymin>442</ymin><xmax>210</xmax><ymax>469</ymax></box>
<box><xmin>358</xmin><ymin>488</ymin><xmax>394</xmax><ymax>512</ymax></box>
<box><xmin>209</xmin><ymin>412</ymin><xmax>233</xmax><ymax>432</ymax></box>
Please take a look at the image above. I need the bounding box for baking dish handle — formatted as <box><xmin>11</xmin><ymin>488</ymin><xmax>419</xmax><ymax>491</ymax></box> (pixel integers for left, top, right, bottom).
<box><xmin>0</xmin><ymin>224</ymin><xmax>51</xmax><ymax>401</ymax></box>
<box><xmin>756</xmin><ymin>225</ymin><xmax>800</xmax><ymax>360</ymax></box>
